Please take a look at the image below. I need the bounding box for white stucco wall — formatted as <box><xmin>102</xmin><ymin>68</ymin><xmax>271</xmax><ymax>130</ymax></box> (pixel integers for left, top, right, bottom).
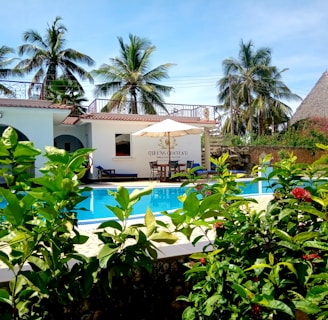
<box><xmin>87</xmin><ymin>120</ymin><xmax>202</xmax><ymax>179</ymax></box>
<box><xmin>0</xmin><ymin>107</ymin><xmax>62</xmax><ymax>175</ymax></box>
<box><xmin>54</xmin><ymin>123</ymin><xmax>91</xmax><ymax>149</ymax></box>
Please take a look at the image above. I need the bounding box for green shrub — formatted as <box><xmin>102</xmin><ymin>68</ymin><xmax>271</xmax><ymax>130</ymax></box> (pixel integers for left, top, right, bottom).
<box><xmin>170</xmin><ymin>149</ymin><xmax>328</xmax><ymax>319</ymax></box>
<box><xmin>0</xmin><ymin>127</ymin><xmax>177</xmax><ymax>319</ymax></box>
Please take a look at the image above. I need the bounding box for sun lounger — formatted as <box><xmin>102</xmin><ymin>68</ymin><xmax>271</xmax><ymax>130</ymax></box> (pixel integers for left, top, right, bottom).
<box><xmin>96</xmin><ymin>165</ymin><xmax>138</xmax><ymax>181</ymax></box>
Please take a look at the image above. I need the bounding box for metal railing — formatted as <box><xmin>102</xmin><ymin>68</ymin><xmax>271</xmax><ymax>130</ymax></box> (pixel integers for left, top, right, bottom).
<box><xmin>87</xmin><ymin>99</ymin><xmax>218</xmax><ymax>121</ymax></box>
<box><xmin>0</xmin><ymin>80</ymin><xmax>43</xmax><ymax>100</ymax></box>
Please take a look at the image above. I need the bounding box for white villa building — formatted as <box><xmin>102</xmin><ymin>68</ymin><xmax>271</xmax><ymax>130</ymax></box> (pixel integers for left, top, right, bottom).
<box><xmin>0</xmin><ymin>97</ymin><xmax>217</xmax><ymax>180</ymax></box>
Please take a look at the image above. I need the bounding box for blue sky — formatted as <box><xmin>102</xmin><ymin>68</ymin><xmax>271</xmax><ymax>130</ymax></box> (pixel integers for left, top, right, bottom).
<box><xmin>1</xmin><ymin>0</ymin><xmax>328</xmax><ymax>112</ymax></box>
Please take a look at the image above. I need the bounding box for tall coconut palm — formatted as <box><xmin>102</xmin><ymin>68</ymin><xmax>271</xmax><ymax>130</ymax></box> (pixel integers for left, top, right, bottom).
<box><xmin>0</xmin><ymin>45</ymin><xmax>17</xmax><ymax>97</ymax></box>
<box><xmin>15</xmin><ymin>16</ymin><xmax>95</xmax><ymax>99</ymax></box>
<box><xmin>93</xmin><ymin>34</ymin><xmax>174</xmax><ymax>114</ymax></box>
<box><xmin>47</xmin><ymin>78</ymin><xmax>88</xmax><ymax>115</ymax></box>
<box><xmin>217</xmin><ymin>40</ymin><xmax>299</xmax><ymax>136</ymax></box>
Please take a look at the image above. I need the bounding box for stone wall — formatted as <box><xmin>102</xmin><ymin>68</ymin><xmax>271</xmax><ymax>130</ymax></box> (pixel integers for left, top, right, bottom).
<box><xmin>247</xmin><ymin>146</ymin><xmax>325</xmax><ymax>166</ymax></box>
<box><xmin>204</xmin><ymin>145</ymin><xmax>327</xmax><ymax>171</ymax></box>
<box><xmin>0</xmin><ymin>255</ymin><xmax>192</xmax><ymax>320</ymax></box>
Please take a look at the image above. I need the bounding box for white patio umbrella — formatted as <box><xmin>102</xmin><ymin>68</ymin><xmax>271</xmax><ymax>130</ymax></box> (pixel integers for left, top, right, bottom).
<box><xmin>132</xmin><ymin>118</ymin><xmax>203</xmax><ymax>163</ymax></box>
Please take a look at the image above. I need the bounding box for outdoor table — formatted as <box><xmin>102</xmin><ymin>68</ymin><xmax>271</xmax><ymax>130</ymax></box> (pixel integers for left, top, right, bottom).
<box><xmin>158</xmin><ymin>163</ymin><xmax>185</xmax><ymax>182</ymax></box>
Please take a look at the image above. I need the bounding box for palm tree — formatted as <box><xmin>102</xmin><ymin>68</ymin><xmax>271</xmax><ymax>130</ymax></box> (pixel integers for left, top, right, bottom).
<box><xmin>47</xmin><ymin>78</ymin><xmax>88</xmax><ymax>115</ymax></box>
<box><xmin>93</xmin><ymin>34</ymin><xmax>174</xmax><ymax>114</ymax></box>
<box><xmin>15</xmin><ymin>16</ymin><xmax>95</xmax><ymax>100</ymax></box>
<box><xmin>0</xmin><ymin>45</ymin><xmax>17</xmax><ymax>97</ymax></box>
<box><xmin>217</xmin><ymin>40</ymin><xmax>299</xmax><ymax>136</ymax></box>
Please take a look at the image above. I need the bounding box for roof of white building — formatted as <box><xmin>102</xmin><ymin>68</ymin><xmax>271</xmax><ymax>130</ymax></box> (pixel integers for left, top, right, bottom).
<box><xmin>0</xmin><ymin>98</ymin><xmax>72</xmax><ymax>110</ymax></box>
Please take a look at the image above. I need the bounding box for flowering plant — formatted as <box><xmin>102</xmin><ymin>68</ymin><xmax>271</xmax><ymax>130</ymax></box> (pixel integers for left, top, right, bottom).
<box><xmin>169</xmin><ymin>146</ymin><xmax>328</xmax><ymax>319</ymax></box>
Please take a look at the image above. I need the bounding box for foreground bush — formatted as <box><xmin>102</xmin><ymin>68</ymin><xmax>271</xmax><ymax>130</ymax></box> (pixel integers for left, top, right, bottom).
<box><xmin>171</xmin><ymin>150</ymin><xmax>328</xmax><ymax>319</ymax></box>
<box><xmin>0</xmin><ymin>127</ymin><xmax>176</xmax><ymax>320</ymax></box>
<box><xmin>1</xmin><ymin>126</ymin><xmax>328</xmax><ymax>319</ymax></box>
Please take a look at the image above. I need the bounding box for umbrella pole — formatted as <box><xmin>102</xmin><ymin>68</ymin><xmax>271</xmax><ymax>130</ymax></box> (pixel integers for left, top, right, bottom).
<box><xmin>168</xmin><ymin>132</ymin><xmax>171</xmax><ymax>180</ymax></box>
<box><xmin>168</xmin><ymin>132</ymin><xmax>171</xmax><ymax>163</ymax></box>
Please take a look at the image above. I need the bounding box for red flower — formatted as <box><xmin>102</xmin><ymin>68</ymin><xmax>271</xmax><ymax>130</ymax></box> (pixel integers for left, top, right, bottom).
<box><xmin>302</xmin><ymin>253</ymin><xmax>321</xmax><ymax>260</ymax></box>
<box><xmin>291</xmin><ymin>187</ymin><xmax>312</xmax><ymax>202</ymax></box>
<box><xmin>205</xmin><ymin>190</ymin><xmax>212</xmax><ymax>197</ymax></box>
<box><xmin>199</xmin><ymin>258</ymin><xmax>206</xmax><ymax>265</ymax></box>
<box><xmin>213</xmin><ymin>221</ymin><xmax>224</xmax><ymax>229</ymax></box>
<box><xmin>195</xmin><ymin>184</ymin><xmax>204</xmax><ymax>191</ymax></box>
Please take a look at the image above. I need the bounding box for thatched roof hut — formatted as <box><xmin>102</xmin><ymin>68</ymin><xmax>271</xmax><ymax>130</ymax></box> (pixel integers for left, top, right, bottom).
<box><xmin>290</xmin><ymin>71</ymin><xmax>328</xmax><ymax>125</ymax></box>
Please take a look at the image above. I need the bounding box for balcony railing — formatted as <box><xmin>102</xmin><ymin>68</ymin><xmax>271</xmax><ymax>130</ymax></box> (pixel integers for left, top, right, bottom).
<box><xmin>87</xmin><ymin>99</ymin><xmax>218</xmax><ymax>121</ymax></box>
<box><xmin>0</xmin><ymin>80</ymin><xmax>43</xmax><ymax>100</ymax></box>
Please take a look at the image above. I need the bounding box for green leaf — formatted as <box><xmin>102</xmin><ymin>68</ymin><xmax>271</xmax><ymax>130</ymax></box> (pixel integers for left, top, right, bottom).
<box><xmin>129</xmin><ymin>186</ymin><xmax>153</xmax><ymax>202</ymax></box>
<box><xmin>274</xmin><ymin>228</ymin><xmax>292</xmax><ymax>242</ymax></box>
<box><xmin>245</xmin><ymin>263</ymin><xmax>272</xmax><ymax>272</ymax></box>
<box><xmin>254</xmin><ymin>295</ymin><xmax>294</xmax><ymax>317</ymax></box>
<box><xmin>97</xmin><ymin>244</ymin><xmax>119</xmax><ymax>268</ymax></box>
<box><xmin>293</xmin><ymin>300</ymin><xmax>321</xmax><ymax>315</ymax></box>
<box><xmin>232</xmin><ymin>283</ymin><xmax>254</xmax><ymax>299</ymax></box>
<box><xmin>183</xmin><ymin>192</ymin><xmax>200</xmax><ymax>218</ymax></box>
<box><xmin>306</xmin><ymin>286</ymin><xmax>328</xmax><ymax>303</ymax></box>
<box><xmin>293</xmin><ymin>232</ymin><xmax>319</xmax><ymax>243</ymax></box>
<box><xmin>278</xmin><ymin>240</ymin><xmax>300</xmax><ymax>251</ymax></box>
<box><xmin>149</xmin><ymin>231</ymin><xmax>178</xmax><ymax>244</ymax></box>
<box><xmin>45</xmin><ymin>146</ymin><xmax>69</xmax><ymax>163</ymax></box>
<box><xmin>200</xmin><ymin>193</ymin><xmax>222</xmax><ymax>212</ymax></box>
<box><xmin>276</xmin><ymin>262</ymin><xmax>297</xmax><ymax>276</ymax></box>
<box><xmin>0</xmin><ymin>251</ymin><xmax>13</xmax><ymax>271</ymax></box>
<box><xmin>13</xmin><ymin>142</ymin><xmax>41</xmax><ymax>158</ymax></box>
<box><xmin>145</xmin><ymin>207</ymin><xmax>156</xmax><ymax>237</ymax></box>
<box><xmin>98</xmin><ymin>219</ymin><xmax>122</xmax><ymax>230</ymax></box>
<box><xmin>301</xmin><ymin>206</ymin><xmax>327</xmax><ymax>219</ymax></box>
<box><xmin>27</xmin><ymin>256</ymin><xmax>48</xmax><ymax>271</ymax></box>
<box><xmin>114</xmin><ymin>187</ymin><xmax>130</xmax><ymax>210</ymax></box>
<box><xmin>72</xmin><ymin>234</ymin><xmax>89</xmax><ymax>245</ymax></box>
<box><xmin>204</xmin><ymin>294</ymin><xmax>220</xmax><ymax>316</ymax></box>
<box><xmin>303</xmin><ymin>241</ymin><xmax>328</xmax><ymax>251</ymax></box>
<box><xmin>0</xmin><ymin>289</ymin><xmax>11</xmax><ymax>305</ymax></box>
<box><xmin>105</xmin><ymin>205</ymin><xmax>124</xmax><ymax>221</ymax></box>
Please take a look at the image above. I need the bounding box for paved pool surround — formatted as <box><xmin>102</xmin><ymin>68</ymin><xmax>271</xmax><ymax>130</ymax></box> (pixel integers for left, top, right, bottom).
<box><xmin>0</xmin><ymin>180</ymin><xmax>273</xmax><ymax>282</ymax></box>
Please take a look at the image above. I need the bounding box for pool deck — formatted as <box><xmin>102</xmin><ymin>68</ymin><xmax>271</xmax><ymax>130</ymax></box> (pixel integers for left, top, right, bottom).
<box><xmin>0</xmin><ymin>180</ymin><xmax>273</xmax><ymax>282</ymax></box>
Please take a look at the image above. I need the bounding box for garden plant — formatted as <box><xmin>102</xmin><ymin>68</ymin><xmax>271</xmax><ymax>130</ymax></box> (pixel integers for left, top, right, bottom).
<box><xmin>0</xmin><ymin>126</ymin><xmax>328</xmax><ymax>319</ymax></box>
<box><xmin>170</xmin><ymin>150</ymin><xmax>328</xmax><ymax>319</ymax></box>
<box><xmin>0</xmin><ymin>127</ymin><xmax>176</xmax><ymax>319</ymax></box>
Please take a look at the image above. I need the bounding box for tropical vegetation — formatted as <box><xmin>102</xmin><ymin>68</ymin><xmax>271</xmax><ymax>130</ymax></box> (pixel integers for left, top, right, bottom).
<box><xmin>0</xmin><ymin>45</ymin><xmax>17</xmax><ymax>97</ymax></box>
<box><xmin>217</xmin><ymin>40</ymin><xmax>301</xmax><ymax>138</ymax></box>
<box><xmin>14</xmin><ymin>16</ymin><xmax>95</xmax><ymax>101</ymax></box>
<box><xmin>92</xmin><ymin>34</ymin><xmax>174</xmax><ymax>114</ymax></box>
<box><xmin>219</xmin><ymin>117</ymin><xmax>328</xmax><ymax>149</ymax></box>
<box><xmin>47</xmin><ymin>79</ymin><xmax>88</xmax><ymax>115</ymax></box>
<box><xmin>0</xmin><ymin>127</ymin><xmax>328</xmax><ymax>319</ymax></box>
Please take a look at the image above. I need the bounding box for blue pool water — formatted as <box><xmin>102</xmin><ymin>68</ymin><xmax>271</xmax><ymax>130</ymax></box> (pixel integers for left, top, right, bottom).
<box><xmin>77</xmin><ymin>180</ymin><xmax>274</xmax><ymax>224</ymax></box>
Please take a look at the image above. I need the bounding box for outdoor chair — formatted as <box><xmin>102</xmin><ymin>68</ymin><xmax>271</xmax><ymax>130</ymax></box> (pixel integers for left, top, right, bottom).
<box><xmin>149</xmin><ymin>161</ymin><xmax>160</xmax><ymax>180</ymax></box>
<box><xmin>186</xmin><ymin>160</ymin><xmax>194</xmax><ymax>172</ymax></box>
<box><xmin>168</xmin><ymin>160</ymin><xmax>180</xmax><ymax>181</ymax></box>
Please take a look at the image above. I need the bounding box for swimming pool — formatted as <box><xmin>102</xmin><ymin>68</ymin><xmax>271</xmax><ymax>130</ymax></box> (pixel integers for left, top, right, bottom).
<box><xmin>77</xmin><ymin>180</ymin><xmax>274</xmax><ymax>224</ymax></box>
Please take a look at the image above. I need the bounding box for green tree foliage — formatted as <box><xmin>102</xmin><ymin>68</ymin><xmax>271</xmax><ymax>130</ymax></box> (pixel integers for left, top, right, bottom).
<box><xmin>93</xmin><ymin>34</ymin><xmax>174</xmax><ymax>114</ymax></box>
<box><xmin>15</xmin><ymin>16</ymin><xmax>95</xmax><ymax>100</ymax></box>
<box><xmin>47</xmin><ymin>78</ymin><xmax>88</xmax><ymax>115</ymax></box>
<box><xmin>0</xmin><ymin>45</ymin><xmax>17</xmax><ymax>97</ymax></box>
<box><xmin>217</xmin><ymin>40</ymin><xmax>300</xmax><ymax>137</ymax></box>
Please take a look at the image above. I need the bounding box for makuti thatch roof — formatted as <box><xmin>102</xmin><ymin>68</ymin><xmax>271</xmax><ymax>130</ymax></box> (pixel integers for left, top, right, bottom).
<box><xmin>290</xmin><ymin>71</ymin><xmax>328</xmax><ymax>125</ymax></box>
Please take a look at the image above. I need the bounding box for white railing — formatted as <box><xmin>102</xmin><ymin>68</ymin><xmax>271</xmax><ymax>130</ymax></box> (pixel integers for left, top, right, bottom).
<box><xmin>87</xmin><ymin>99</ymin><xmax>218</xmax><ymax>121</ymax></box>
